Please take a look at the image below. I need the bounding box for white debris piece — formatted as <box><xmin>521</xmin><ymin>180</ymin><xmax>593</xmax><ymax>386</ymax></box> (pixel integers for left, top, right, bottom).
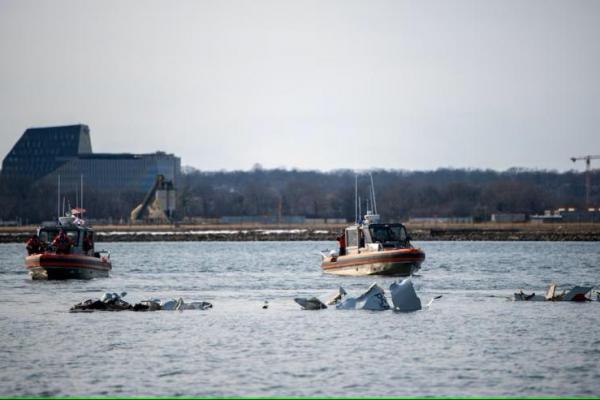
<box><xmin>100</xmin><ymin>292</ymin><xmax>127</xmax><ymax>303</ymax></box>
<box><xmin>295</xmin><ymin>297</ymin><xmax>327</xmax><ymax>310</ymax></box>
<box><xmin>177</xmin><ymin>301</ymin><xmax>213</xmax><ymax>310</ymax></box>
<box><xmin>337</xmin><ymin>283</ymin><xmax>390</xmax><ymax>311</ymax></box>
<box><xmin>160</xmin><ymin>298</ymin><xmax>179</xmax><ymax>310</ymax></box>
<box><xmin>100</xmin><ymin>292</ymin><xmax>113</xmax><ymax>303</ymax></box>
<box><xmin>335</xmin><ymin>296</ymin><xmax>357</xmax><ymax>310</ymax></box>
<box><xmin>389</xmin><ymin>279</ymin><xmax>422</xmax><ymax>312</ymax></box>
<box><xmin>325</xmin><ymin>286</ymin><xmax>347</xmax><ymax>305</ymax></box>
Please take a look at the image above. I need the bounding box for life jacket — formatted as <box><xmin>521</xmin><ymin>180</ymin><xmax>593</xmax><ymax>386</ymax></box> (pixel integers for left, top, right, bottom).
<box><xmin>53</xmin><ymin>233</ymin><xmax>71</xmax><ymax>252</ymax></box>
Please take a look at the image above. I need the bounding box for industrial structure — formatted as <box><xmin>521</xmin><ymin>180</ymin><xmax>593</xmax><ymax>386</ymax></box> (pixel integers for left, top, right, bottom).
<box><xmin>1</xmin><ymin>124</ymin><xmax>180</xmax><ymax>192</ymax></box>
<box><xmin>130</xmin><ymin>175</ymin><xmax>176</xmax><ymax>223</ymax></box>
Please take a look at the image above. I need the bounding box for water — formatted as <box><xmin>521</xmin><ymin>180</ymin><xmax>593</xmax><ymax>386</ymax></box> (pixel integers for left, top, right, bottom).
<box><xmin>0</xmin><ymin>241</ymin><xmax>599</xmax><ymax>396</ymax></box>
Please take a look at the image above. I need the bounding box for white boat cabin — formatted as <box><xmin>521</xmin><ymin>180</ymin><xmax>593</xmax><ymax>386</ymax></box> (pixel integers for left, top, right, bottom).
<box><xmin>344</xmin><ymin>221</ymin><xmax>411</xmax><ymax>254</ymax></box>
<box><xmin>37</xmin><ymin>218</ymin><xmax>96</xmax><ymax>256</ymax></box>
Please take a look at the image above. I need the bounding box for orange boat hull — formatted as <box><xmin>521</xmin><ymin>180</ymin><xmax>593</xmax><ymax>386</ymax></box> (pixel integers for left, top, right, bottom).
<box><xmin>321</xmin><ymin>247</ymin><xmax>425</xmax><ymax>276</ymax></box>
<box><xmin>25</xmin><ymin>253</ymin><xmax>112</xmax><ymax>280</ymax></box>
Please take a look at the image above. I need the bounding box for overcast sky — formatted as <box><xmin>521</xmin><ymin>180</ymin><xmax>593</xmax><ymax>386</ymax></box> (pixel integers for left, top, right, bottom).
<box><xmin>1</xmin><ymin>0</ymin><xmax>599</xmax><ymax>172</ymax></box>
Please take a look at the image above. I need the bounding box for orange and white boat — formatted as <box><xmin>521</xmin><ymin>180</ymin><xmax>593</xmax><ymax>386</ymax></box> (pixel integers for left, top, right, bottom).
<box><xmin>321</xmin><ymin>212</ymin><xmax>425</xmax><ymax>276</ymax></box>
<box><xmin>25</xmin><ymin>212</ymin><xmax>111</xmax><ymax>280</ymax></box>
<box><xmin>320</xmin><ymin>175</ymin><xmax>425</xmax><ymax>276</ymax></box>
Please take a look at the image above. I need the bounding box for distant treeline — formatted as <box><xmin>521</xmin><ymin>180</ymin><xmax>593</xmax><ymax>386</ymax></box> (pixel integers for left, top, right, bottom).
<box><xmin>0</xmin><ymin>167</ymin><xmax>598</xmax><ymax>224</ymax></box>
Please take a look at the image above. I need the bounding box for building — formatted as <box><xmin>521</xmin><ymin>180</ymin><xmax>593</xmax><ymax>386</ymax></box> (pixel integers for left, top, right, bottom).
<box><xmin>1</xmin><ymin>124</ymin><xmax>92</xmax><ymax>182</ymax></box>
<box><xmin>1</xmin><ymin>124</ymin><xmax>180</xmax><ymax>192</ymax></box>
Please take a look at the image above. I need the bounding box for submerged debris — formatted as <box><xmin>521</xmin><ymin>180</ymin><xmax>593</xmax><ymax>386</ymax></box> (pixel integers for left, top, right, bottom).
<box><xmin>294</xmin><ymin>297</ymin><xmax>327</xmax><ymax>310</ymax></box>
<box><xmin>294</xmin><ymin>286</ymin><xmax>347</xmax><ymax>310</ymax></box>
<box><xmin>70</xmin><ymin>292</ymin><xmax>212</xmax><ymax>312</ymax></box>
<box><xmin>514</xmin><ymin>284</ymin><xmax>594</xmax><ymax>302</ymax></box>
<box><xmin>295</xmin><ymin>281</ymin><xmax>431</xmax><ymax>312</ymax></box>
<box><xmin>71</xmin><ymin>292</ymin><xmax>132</xmax><ymax>312</ymax></box>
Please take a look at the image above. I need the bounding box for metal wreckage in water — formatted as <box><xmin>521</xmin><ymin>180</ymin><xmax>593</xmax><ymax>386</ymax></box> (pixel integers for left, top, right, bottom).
<box><xmin>294</xmin><ymin>278</ymin><xmax>438</xmax><ymax>312</ymax></box>
<box><xmin>70</xmin><ymin>292</ymin><xmax>213</xmax><ymax>312</ymax></box>
<box><xmin>513</xmin><ymin>283</ymin><xmax>598</xmax><ymax>302</ymax></box>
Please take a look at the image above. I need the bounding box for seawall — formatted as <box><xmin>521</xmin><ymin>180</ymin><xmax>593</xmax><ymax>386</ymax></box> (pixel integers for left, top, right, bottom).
<box><xmin>2</xmin><ymin>223</ymin><xmax>600</xmax><ymax>242</ymax></box>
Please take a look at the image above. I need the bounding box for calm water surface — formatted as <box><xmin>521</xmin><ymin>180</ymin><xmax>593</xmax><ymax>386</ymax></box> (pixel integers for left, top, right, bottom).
<box><xmin>0</xmin><ymin>241</ymin><xmax>599</xmax><ymax>397</ymax></box>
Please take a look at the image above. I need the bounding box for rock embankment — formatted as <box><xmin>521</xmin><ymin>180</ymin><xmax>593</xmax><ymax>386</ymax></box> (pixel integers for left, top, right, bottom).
<box><xmin>2</xmin><ymin>224</ymin><xmax>600</xmax><ymax>242</ymax></box>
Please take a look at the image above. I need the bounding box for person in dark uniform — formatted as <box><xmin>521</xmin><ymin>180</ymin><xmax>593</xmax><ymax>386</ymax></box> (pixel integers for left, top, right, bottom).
<box><xmin>25</xmin><ymin>234</ymin><xmax>41</xmax><ymax>255</ymax></box>
<box><xmin>336</xmin><ymin>233</ymin><xmax>346</xmax><ymax>256</ymax></box>
<box><xmin>82</xmin><ymin>233</ymin><xmax>93</xmax><ymax>255</ymax></box>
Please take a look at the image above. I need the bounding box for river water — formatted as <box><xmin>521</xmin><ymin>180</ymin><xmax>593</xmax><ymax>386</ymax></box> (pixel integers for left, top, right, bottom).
<box><xmin>0</xmin><ymin>241</ymin><xmax>599</xmax><ymax>397</ymax></box>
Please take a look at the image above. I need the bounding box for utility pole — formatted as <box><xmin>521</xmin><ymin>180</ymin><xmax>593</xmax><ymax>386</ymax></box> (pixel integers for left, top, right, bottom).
<box><xmin>570</xmin><ymin>155</ymin><xmax>600</xmax><ymax>208</ymax></box>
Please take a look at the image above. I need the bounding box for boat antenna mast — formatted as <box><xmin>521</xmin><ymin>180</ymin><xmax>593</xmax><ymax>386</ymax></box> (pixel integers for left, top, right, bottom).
<box><xmin>57</xmin><ymin>175</ymin><xmax>61</xmax><ymax>221</ymax></box>
<box><xmin>80</xmin><ymin>174</ymin><xmax>84</xmax><ymax>219</ymax></box>
<box><xmin>355</xmin><ymin>174</ymin><xmax>358</xmax><ymax>223</ymax></box>
<box><xmin>358</xmin><ymin>196</ymin><xmax>362</xmax><ymax>222</ymax></box>
<box><xmin>369</xmin><ymin>172</ymin><xmax>378</xmax><ymax>215</ymax></box>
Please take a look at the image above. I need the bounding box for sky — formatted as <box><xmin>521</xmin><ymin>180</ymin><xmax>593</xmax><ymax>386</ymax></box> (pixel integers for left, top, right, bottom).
<box><xmin>1</xmin><ymin>0</ymin><xmax>599</xmax><ymax>172</ymax></box>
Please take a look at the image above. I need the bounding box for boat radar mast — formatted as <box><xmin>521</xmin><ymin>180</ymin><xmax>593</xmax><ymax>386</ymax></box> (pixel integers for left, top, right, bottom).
<box><xmin>364</xmin><ymin>173</ymin><xmax>380</xmax><ymax>224</ymax></box>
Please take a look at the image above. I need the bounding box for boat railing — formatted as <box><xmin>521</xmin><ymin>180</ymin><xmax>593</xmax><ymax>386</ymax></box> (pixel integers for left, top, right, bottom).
<box><xmin>95</xmin><ymin>250</ymin><xmax>111</xmax><ymax>262</ymax></box>
<box><xmin>320</xmin><ymin>249</ymin><xmax>337</xmax><ymax>259</ymax></box>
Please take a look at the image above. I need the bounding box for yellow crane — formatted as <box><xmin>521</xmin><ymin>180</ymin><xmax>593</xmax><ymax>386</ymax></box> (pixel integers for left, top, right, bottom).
<box><xmin>570</xmin><ymin>155</ymin><xmax>600</xmax><ymax>207</ymax></box>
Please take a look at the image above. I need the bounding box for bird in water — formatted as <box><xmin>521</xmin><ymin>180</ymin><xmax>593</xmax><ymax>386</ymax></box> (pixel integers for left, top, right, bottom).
<box><xmin>262</xmin><ymin>300</ymin><xmax>269</xmax><ymax>309</ymax></box>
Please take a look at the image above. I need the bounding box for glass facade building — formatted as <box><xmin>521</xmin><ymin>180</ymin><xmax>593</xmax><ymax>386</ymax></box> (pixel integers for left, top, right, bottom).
<box><xmin>1</xmin><ymin>124</ymin><xmax>180</xmax><ymax>192</ymax></box>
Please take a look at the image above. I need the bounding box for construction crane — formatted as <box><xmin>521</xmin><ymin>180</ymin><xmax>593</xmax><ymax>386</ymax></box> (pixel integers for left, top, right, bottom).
<box><xmin>570</xmin><ymin>155</ymin><xmax>600</xmax><ymax>207</ymax></box>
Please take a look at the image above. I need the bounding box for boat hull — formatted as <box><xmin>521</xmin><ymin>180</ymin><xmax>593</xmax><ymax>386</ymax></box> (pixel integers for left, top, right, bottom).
<box><xmin>25</xmin><ymin>253</ymin><xmax>112</xmax><ymax>280</ymax></box>
<box><xmin>321</xmin><ymin>248</ymin><xmax>425</xmax><ymax>276</ymax></box>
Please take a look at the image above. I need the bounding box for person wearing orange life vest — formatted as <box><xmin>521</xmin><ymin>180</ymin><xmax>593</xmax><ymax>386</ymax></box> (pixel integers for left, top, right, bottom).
<box><xmin>25</xmin><ymin>234</ymin><xmax>41</xmax><ymax>255</ymax></box>
<box><xmin>52</xmin><ymin>229</ymin><xmax>73</xmax><ymax>254</ymax></box>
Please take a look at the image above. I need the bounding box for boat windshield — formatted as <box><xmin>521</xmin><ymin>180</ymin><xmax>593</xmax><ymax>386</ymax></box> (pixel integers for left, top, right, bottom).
<box><xmin>39</xmin><ymin>228</ymin><xmax>79</xmax><ymax>244</ymax></box>
<box><xmin>369</xmin><ymin>224</ymin><xmax>408</xmax><ymax>246</ymax></box>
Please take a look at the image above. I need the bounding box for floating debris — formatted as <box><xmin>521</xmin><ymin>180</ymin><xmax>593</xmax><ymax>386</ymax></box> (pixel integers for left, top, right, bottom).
<box><xmin>70</xmin><ymin>292</ymin><xmax>212</xmax><ymax>312</ymax></box>
<box><xmin>336</xmin><ymin>283</ymin><xmax>390</xmax><ymax>311</ymax></box>
<box><xmin>294</xmin><ymin>297</ymin><xmax>327</xmax><ymax>310</ymax></box>
<box><xmin>563</xmin><ymin>286</ymin><xmax>594</xmax><ymax>302</ymax></box>
<box><xmin>133</xmin><ymin>300</ymin><xmax>161</xmax><ymax>311</ymax></box>
<box><xmin>296</xmin><ymin>282</ymin><xmax>430</xmax><ymax>312</ymax></box>
<box><xmin>325</xmin><ymin>286</ymin><xmax>347</xmax><ymax>305</ymax></box>
<box><xmin>176</xmin><ymin>301</ymin><xmax>212</xmax><ymax>310</ymax></box>
<box><xmin>513</xmin><ymin>291</ymin><xmax>545</xmax><ymax>301</ymax></box>
<box><xmin>71</xmin><ymin>292</ymin><xmax>132</xmax><ymax>312</ymax></box>
<box><xmin>389</xmin><ymin>279</ymin><xmax>422</xmax><ymax>312</ymax></box>
<box><xmin>514</xmin><ymin>284</ymin><xmax>594</xmax><ymax>302</ymax></box>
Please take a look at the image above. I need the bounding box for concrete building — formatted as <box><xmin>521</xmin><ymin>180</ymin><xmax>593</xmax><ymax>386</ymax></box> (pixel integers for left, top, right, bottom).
<box><xmin>1</xmin><ymin>124</ymin><xmax>92</xmax><ymax>182</ymax></box>
<box><xmin>1</xmin><ymin>124</ymin><xmax>180</xmax><ymax>192</ymax></box>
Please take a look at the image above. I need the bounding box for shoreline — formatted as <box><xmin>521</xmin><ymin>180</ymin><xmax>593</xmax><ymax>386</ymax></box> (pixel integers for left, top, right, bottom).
<box><xmin>1</xmin><ymin>222</ymin><xmax>600</xmax><ymax>242</ymax></box>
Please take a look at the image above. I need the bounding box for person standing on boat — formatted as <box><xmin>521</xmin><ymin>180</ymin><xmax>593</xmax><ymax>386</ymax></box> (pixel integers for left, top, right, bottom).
<box><xmin>52</xmin><ymin>229</ymin><xmax>73</xmax><ymax>254</ymax></box>
<box><xmin>82</xmin><ymin>233</ymin><xmax>93</xmax><ymax>255</ymax></box>
<box><xmin>25</xmin><ymin>234</ymin><xmax>41</xmax><ymax>255</ymax></box>
<box><xmin>337</xmin><ymin>233</ymin><xmax>346</xmax><ymax>256</ymax></box>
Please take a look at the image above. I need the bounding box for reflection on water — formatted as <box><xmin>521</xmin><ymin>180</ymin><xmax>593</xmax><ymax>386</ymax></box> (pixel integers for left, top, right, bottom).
<box><xmin>0</xmin><ymin>241</ymin><xmax>599</xmax><ymax>396</ymax></box>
